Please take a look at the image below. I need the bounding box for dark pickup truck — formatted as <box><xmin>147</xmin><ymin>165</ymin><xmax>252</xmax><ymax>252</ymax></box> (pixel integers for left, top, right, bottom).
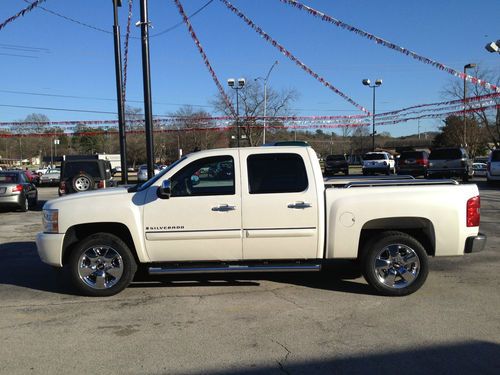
<box><xmin>323</xmin><ymin>154</ymin><xmax>349</xmax><ymax>176</ymax></box>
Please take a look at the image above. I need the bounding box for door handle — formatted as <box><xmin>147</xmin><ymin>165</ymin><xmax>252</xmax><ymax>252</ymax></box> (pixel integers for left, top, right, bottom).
<box><xmin>287</xmin><ymin>201</ymin><xmax>312</xmax><ymax>209</ymax></box>
<box><xmin>212</xmin><ymin>204</ymin><xmax>236</xmax><ymax>212</ymax></box>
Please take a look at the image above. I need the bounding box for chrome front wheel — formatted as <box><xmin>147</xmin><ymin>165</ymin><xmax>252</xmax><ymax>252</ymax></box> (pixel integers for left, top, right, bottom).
<box><xmin>78</xmin><ymin>246</ymin><xmax>124</xmax><ymax>289</ymax></box>
<box><xmin>69</xmin><ymin>233</ymin><xmax>137</xmax><ymax>297</ymax></box>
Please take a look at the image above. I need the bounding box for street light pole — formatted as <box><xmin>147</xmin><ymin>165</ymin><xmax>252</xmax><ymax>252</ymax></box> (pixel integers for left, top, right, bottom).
<box><xmin>228</xmin><ymin>78</ymin><xmax>246</xmax><ymax>147</ymax></box>
<box><xmin>463</xmin><ymin>63</ymin><xmax>476</xmax><ymax>147</ymax></box>
<box><xmin>255</xmin><ymin>61</ymin><xmax>279</xmax><ymax>145</ymax></box>
<box><xmin>138</xmin><ymin>0</ymin><xmax>155</xmax><ymax>180</ymax></box>
<box><xmin>112</xmin><ymin>0</ymin><xmax>128</xmax><ymax>184</ymax></box>
<box><xmin>362</xmin><ymin>78</ymin><xmax>382</xmax><ymax>152</ymax></box>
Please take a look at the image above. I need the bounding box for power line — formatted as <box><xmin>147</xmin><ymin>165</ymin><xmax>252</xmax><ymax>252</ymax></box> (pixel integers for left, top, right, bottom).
<box><xmin>0</xmin><ymin>89</ymin><xmax>213</xmax><ymax>108</ymax></box>
<box><xmin>0</xmin><ymin>52</ymin><xmax>38</xmax><ymax>59</ymax></box>
<box><xmin>0</xmin><ymin>43</ymin><xmax>49</xmax><ymax>52</ymax></box>
<box><xmin>23</xmin><ymin>0</ymin><xmax>214</xmax><ymax>39</ymax></box>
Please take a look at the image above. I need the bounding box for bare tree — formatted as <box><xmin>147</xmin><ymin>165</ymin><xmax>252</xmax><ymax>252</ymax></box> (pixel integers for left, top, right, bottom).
<box><xmin>443</xmin><ymin>65</ymin><xmax>500</xmax><ymax>150</ymax></box>
<box><xmin>212</xmin><ymin>80</ymin><xmax>298</xmax><ymax>146</ymax></box>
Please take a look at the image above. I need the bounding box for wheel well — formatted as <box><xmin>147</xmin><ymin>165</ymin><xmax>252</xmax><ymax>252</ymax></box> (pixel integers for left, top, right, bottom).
<box><xmin>358</xmin><ymin>217</ymin><xmax>435</xmax><ymax>257</ymax></box>
<box><xmin>62</xmin><ymin>223</ymin><xmax>138</xmax><ymax>266</ymax></box>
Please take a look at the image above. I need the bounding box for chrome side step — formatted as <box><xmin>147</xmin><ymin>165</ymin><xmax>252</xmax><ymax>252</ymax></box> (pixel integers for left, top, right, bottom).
<box><xmin>148</xmin><ymin>264</ymin><xmax>322</xmax><ymax>275</ymax></box>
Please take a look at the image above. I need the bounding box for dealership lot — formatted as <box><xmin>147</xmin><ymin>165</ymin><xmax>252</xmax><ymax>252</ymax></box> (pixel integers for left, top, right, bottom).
<box><xmin>0</xmin><ymin>182</ymin><xmax>499</xmax><ymax>374</ymax></box>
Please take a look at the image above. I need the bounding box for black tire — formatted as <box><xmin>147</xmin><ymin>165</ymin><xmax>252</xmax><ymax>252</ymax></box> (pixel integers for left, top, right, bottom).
<box><xmin>28</xmin><ymin>192</ymin><xmax>38</xmax><ymax>209</ymax></box>
<box><xmin>385</xmin><ymin>168</ymin><xmax>390</xmax><ymax>175</ymax></box>
<box><xmin>18</xmin><ymin>194</ymin><xmax>29</xmax><ymax>212</ymax></box>
<box><xmin>462</xmin><ymin>174</ymin><xmax>470</xmax><ymax>183</ymax></box>
<box><xmin>71</xmin><ymin>172</ymin><xmax>95</xmax><ymax>193</ymax></box>
<box><xmin>360</xmin><ymin>231</ymin><xmax>429</xmax><ymax>296</ymax></box>
<box><xmin>344</xmin><ymin>170</ymin><xmax>349</xmax><ymax>176</ymax></box>
<box><xmin>68</xmin><ymin>233</ymin><xmax>137</xmax><ymax>297</ymax></box>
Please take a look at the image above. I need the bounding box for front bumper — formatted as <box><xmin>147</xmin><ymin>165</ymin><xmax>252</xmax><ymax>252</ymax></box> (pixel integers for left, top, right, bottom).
<box><xmin>36</xmin><ymin>232</ymin><xmax>65</xmax><ymax>267</ymax></box>
<box><xmin>464</xmin><ymin>233</ymin><xmax>487</xmax><ymax>253</ymax></box>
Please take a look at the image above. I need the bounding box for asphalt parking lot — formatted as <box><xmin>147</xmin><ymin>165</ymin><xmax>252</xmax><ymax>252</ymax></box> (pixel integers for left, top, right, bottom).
<box><xmin>1</xmin><ymin>180</ymin><xmax>499</xmax><ymax>374</ymax></box>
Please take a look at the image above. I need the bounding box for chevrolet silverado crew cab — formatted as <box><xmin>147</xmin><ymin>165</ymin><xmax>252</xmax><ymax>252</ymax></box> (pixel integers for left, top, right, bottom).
<box><xmin>36</xmin><ymin>146</ymin><xmax>486</xmax><ymax>297</ymax></box>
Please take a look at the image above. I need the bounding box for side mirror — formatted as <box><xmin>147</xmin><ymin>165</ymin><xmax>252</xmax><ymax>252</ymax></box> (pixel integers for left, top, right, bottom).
<box><xmin>157</xmin><ymin>180</ymin><xmax>171</xmax><ymax>199</ymax></box>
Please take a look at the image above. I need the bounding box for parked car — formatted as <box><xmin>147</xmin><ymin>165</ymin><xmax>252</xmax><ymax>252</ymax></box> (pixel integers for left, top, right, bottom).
<box><xmin>397</xmin><ymin>151</ymin><xmax>429</xmax><ymax>177</ymax></box>
<box><xmin>324</xmin><ymin>154</ymin><xmax>349</xmax><ymax>176</ymax></box>
<box><xmin>137</xmin><ymin>164</ymin><xmax>161</xmax><ymax>182</ymax></box>
<box><xmin>39</xmin><ymin>170</ymin><xmax>61</xmax><ymax>186</ymax></box>
<box><xmin>427</xmin><ymin>147</ymin><xmax>473</xmax><ymax>182</ymax></box>
<box><xmin>362</xmin><ymin>152</ymin><xmax>395</xmax><ymax>175</ymax></box>
<box><xmin>59</xmin><ymin>158</ymin><xmax>116</xmax><ymax>195</ymax></box>
<box><xmin>472</xmin><ymin>163</ymin><xmax>487</xmax><ymax>177</ymax></box>
<box><xmin>24</xmin><ymin>169</ymin><xmax>40</xmax><ymax>185</ymax></box>
<box><xmin>0</xmin><ymin>170</ymin><xmax>38</xmax><ymax>211</ymax></box>
<box><xmin>487</xmin><ymin>149</ymin><xmax>500</xmax><ymax>184</ymax></box>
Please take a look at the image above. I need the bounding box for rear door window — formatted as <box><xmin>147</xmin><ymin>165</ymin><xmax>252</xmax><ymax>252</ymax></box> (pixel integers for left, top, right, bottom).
<box><xmin>429</xmin><ymin>149</ymin><xmax>462</xmax><ymax>160</ymax></box>
<box><xmin>247</xmin><ymin>153</ymin><xmax>308</xmax><ymax>194</ymax></box>
<box><xmin>491</xmin><ymin>150</ymin><xmax>500</xmax><ymax>162</ymax></box>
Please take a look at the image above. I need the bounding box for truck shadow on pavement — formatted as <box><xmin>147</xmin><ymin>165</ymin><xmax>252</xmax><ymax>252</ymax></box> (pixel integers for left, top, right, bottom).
<box><xmin>195</xmin><ymin>341</ymin><xmax>500</xmax><ymax>375</ymax></box>
<box><xmin>0</xmin><ymin>241</ymin><xmax>373</xmax><ymax>296</ymax></box>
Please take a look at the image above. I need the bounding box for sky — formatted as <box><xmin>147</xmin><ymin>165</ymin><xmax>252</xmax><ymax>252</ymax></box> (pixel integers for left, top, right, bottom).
<box><xmin>0</xmin><ymin>0</ymin><xmax>499</xmax><ymax>137</ymax></box>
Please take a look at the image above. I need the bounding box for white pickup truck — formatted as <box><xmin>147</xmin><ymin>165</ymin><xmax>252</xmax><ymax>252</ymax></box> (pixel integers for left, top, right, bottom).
<box><xmin>36</xmin><ymin>146</ymin><xmax>486</xmax><ymax>297</ymax></box>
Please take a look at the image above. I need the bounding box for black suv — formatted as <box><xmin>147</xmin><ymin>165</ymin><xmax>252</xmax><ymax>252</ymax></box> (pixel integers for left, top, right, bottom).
<box><xmin>397</xmin><ymin>150</ymin><xmax>429</xmax><ymax>177</ymax></box>
<box><xmin>59</xmin><ymin>157</ymin><xmax>116</xmax><ymax>195</ymax></box>
<box><xmin>427</xmin><ymin>147</ymin><xmax>473</xmax><ymax>182</ymax></box>
<box><xmin>324</xmin><ymin>154</ymin><xmax>349</xmax><ymax>176</ymax></box>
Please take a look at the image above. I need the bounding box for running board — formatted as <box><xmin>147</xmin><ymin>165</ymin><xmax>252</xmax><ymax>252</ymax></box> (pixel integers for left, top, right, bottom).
<box><xmin>148</xmin><ymin>264</ymin><xmax>322</xmax><ymax>275</ymax></box>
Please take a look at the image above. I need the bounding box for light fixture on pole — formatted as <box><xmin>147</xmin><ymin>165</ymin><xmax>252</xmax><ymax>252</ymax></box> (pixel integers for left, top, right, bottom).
<box><xmin>255</xmin><ymin>60</ymin><xmax>279</xmax><ymax>145</ymax></box>
<box><xmin>463</xmin><ymin>63</ymin><xmax>476</xmax><ymax>147</ymax></box>
<box><xmin>485</xmin><ymin>40</ymin><xmax>500</xmax><ymax>54</ymax></box>
<box><xmin>228</xmin><ymin>78</ymin><xmax>246</xmax><ymax>147</ymax></box>
<box><xmin>362</xmin><ymin>78</ymin><xmax>382</xmax><ymax>151</ymax></box>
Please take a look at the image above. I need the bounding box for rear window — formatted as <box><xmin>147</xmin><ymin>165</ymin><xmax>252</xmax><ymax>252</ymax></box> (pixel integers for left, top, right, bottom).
<box><xmin>429</xmin><ymin>149</ymin><xmax>462</xmax><ymax>160</ymax></box>
<box><xmin>63</xmin><ymin>162</ymin><xmax>101</xmax><ymax>178</ymax></box>
<box><xmin>364</xmin><ymin>153</ymin><xmax>387</xmax><ymax>161</ymax></box>
<box><xmin>247</xmin><ymin>153</ymin><xmax>308</xmax><ymax>194</ymax></box>
<box><xmin>326</xmin><ymin>155</ymin><xmax>346</xmax><ymax>161</ymax></box>
<box><xmin>400</xmin><ymin>151</ymin><xmax>426</xmax><ymax>160</ymax></box>
<box><xmin>491</xmin><ymin>150</ymin><xmax>500</xmax><ymax>162</ymax></box>
<box><xmin>0</xmin><ymin>173</ymin><xmax>20</xmax><ymax>183</ymax></box>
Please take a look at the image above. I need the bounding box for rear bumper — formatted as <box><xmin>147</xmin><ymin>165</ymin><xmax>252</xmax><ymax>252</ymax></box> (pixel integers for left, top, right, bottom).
<box><xmin>397</xmin><ymin>166</ymin><xmax>427</xmax><ymax>175</ymax></box>
<box><xmin>464</xmin><ymin>233</ymin><xmax>487</xmax><ymax>253</ymax></box>
<box><xmin>487</xmin><ymin>173</ymin><xmax>500</xmax><ymax>181</ymax></box>
<box><xmin>0</xmin><ymin>194</ymin><xmax>21</xmax><ymax>206</ymax></box>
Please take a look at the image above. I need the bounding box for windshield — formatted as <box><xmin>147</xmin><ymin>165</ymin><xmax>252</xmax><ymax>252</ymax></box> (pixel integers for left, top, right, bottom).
<box><xmin>429</xmin><ymin>149</ymin><xmax>462</xmax><ymax>160</ymax></box>
<box><xmin>364</xmin><ymin>153</ymin><xmax>387</xmax><ymax>160</ymax></box>
<box><xmin>136</xmin><ymin>157</ymin><xmax>187</xmax><ymax>192</ymax></box>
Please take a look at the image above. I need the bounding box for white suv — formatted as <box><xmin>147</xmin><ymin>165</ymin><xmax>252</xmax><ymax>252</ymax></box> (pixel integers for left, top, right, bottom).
<box><xmin>362</xmin><ymin>152</ymin><xmax>396</xmax><ymax>175</ymax></box>
<box><xmin>487</xmin><ymin>149</ymin><xmax>500</xmax><ymax>184</ymax></box>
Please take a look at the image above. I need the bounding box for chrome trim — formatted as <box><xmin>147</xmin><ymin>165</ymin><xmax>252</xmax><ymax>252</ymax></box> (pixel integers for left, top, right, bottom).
<box><xmin>148</xmin><ymin>264</ymin><xmax>321</xmax><ymax>275</ymax></box>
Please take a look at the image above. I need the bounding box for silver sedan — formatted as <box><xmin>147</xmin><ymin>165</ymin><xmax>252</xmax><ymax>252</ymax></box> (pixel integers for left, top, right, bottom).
<box><xmin>0</xmin><ymin>171</ymin><xmax>38</xmax><ymax>212</ymax></box>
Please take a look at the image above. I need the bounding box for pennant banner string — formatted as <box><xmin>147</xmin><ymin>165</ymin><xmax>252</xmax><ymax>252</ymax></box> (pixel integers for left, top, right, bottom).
<box><xmin>122</xmin><ymin>0</ymin><xmax>134</xmax><ymax>105</ymax></box>
<box><xmin>218</xmin><ymin>0</ymin><xmax>369</xmax><ymax>114</ymax></box>
<box><xmin>173</xmin><ymin>0</ymin><xmax>236</xmax><ymax>117</ymax></box>
<box><xmin>279</xmin><ymin>0</ymin><xmax>499</xmax><ymax>93</ymax></box>
<box><xmin>0</xmin><ymin>0</ymin><xmax>46</xmax><ymax>32</ymax></box>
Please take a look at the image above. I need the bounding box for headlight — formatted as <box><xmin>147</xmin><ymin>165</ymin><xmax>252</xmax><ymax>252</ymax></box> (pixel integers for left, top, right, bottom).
<box><xmin>43</xmin><ymin>209</ymin><xmax>59</xmax><ymax>233</ymax></box>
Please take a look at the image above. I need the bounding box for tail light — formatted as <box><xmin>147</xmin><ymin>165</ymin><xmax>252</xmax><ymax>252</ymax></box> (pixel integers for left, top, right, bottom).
<box><xmin>12</xmin><ymin>184</ymin><xmax>23</xmax><ymax>192</ymax></box>
<box><xmin>97</xmin><ymin>180</ymin><xmax>105</xmax><ymax>189</ymax></box>
<box><xmin>466</xmin><ymin>196</ymin><xmax>480</xmax><ymax>227</ymax></box>
<box><xmin>416</xmin><ymin>159</ymin><xmax>426</xmax><ymax>166</ymax></box>
<box><xmin>59</xmin><ymin>181</ymin><xmax>66</xmax><ymax>194</ymax></box>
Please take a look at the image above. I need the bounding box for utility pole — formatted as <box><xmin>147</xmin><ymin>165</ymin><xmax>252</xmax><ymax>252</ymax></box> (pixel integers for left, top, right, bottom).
<box><xmin>112</xmin><ymin>0</ymin><xmax>128</xmax><ymax>184</ymax></box>
<box><xmin>138</xmin><ymin>0</ymin><xmax>155</xmax><ymax>180</ymax></box>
